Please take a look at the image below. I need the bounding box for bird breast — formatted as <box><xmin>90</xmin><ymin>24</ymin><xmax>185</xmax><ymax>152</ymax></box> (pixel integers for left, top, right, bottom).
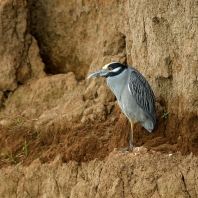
<box><xmin>106</xmin><ymin>69</ymin><xmax>128</xmax><ymax>101</ymax></box>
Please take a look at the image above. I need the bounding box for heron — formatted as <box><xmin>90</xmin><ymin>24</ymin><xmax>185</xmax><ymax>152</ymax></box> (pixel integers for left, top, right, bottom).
<box><xmin>87</xmin><ymin>62</ymin><xmax>156</xmax><ymax>152</ymax></box>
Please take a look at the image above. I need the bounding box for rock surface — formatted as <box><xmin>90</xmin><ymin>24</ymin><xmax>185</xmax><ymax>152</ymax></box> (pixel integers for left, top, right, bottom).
<box><xmin>1</xmin><ymin>150</ymin><xmax>198</xmax><ymax>198</ymax></box>
<box><xmin>0</xmin><ymin>0</ymin><xmax>198</xmax><ymax>197</ymax></box>
<box><xmin>0</xmin><ymin>0</ymin><xmax>45</xmax><ymax>92</ymax></box>
<box><xmin>27</xmin><ymin>0</ymin><xmax>198</xmax><ymax>154</ymax></box>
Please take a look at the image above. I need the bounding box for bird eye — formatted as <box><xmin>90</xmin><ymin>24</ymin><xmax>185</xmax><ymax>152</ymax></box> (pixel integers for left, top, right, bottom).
<box><xmin>108</xmin><ymin>67</ymin><xmax>113</xmax><ymax>71</ymax></box>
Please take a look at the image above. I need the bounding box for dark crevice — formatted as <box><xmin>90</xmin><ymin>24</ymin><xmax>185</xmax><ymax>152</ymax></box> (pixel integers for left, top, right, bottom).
<box><xmin>3</xmin><ymin>90</ymin><xmax>11</xmax><ymax>99</ymax></box>
<box><xmin>181</xmin><ymin>173</ymin><xmax>191</xmax><ymax>198</ymax></box>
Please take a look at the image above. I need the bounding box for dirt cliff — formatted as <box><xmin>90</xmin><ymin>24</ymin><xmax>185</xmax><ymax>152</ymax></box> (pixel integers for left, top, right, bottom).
<box><xmin>0</xmin><ymin>0</ymin><xmax>198</xmax><ymax>197</ymax></box>
<box><xmin>1</xmin><ymin>150</ymin><xmax>198</xmax><ymax>198</ymax></box>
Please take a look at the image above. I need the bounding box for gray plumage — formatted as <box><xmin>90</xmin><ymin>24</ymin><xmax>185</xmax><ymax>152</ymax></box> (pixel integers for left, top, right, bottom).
<box><xmin>88</xmin><ymin>62</ymin><xmax>157</xmax><ymax>152</ymax></box>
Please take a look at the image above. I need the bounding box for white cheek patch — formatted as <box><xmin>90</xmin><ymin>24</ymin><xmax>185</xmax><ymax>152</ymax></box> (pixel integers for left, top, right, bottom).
<box><xmin>112</xmin><ymin>67</ymin><xmax>121</xmax><ymax>72</ymax></box>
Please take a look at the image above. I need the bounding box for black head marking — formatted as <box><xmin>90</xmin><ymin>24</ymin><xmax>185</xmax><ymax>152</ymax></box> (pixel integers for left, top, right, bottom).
<box><xmin>104</xmin><ymin>62</ymin><xmax>128</xmax><ymax>77</ymax></box>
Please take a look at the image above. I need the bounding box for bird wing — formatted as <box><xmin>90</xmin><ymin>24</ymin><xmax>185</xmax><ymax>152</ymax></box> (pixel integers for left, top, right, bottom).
<box><xmin>128</xmin><ymin>69</ymin><xmax>156</xmax><ymax>115</ymax></box>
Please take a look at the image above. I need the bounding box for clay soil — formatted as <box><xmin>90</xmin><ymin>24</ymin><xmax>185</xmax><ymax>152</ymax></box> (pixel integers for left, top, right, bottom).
<box><xmin>0</xmin><ymin>101</ymin><xmax>190</xmax><ymax>169</ymax></box>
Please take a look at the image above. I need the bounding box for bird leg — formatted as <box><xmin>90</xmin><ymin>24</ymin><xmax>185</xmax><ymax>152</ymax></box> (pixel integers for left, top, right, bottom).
<box><xmin>129</xmin><ymin>120</ymin><xmax>134</xmax><ymax>150</ymax></box>
<box><xmin>120</xmin><ymin>120</ymin><xmax>134</xmax><ymax>153</ymax></box>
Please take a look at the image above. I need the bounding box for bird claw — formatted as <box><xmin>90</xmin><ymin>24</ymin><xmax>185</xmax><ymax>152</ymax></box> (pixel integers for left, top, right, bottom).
<box><xmin>119</xmin><ymin>145</ymin><xmax>133</xmax><ymax>153</ymax></box>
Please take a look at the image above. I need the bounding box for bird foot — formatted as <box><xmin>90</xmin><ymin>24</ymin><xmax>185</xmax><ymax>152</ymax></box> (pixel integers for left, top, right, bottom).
<box><xmin>119</xmin><ymin>145</ymin><xmax>133</xmax><ymax>154</ymax></box>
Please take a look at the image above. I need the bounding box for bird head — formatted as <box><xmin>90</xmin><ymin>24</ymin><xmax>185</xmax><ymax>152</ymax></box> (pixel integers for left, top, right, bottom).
<box><xmin>87</xmin><ymin>62</ymin><xmax>127</xmax><ymax>79</ymax></box>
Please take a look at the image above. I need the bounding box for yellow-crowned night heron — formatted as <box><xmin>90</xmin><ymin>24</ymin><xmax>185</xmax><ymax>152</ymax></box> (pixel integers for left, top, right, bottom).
<box><xmin>88</xmin><ymin>62</ymin><xmax>156</xmax><ymax>152</ymax></box>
